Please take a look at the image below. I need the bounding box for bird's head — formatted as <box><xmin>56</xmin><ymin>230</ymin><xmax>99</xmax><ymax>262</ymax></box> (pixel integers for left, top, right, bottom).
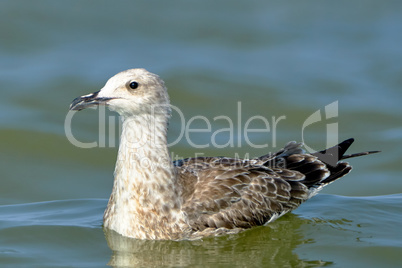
<box><xmin>69</xmin><ymin>68</ymin><xmax>170</xmax><ymax>118</ymax></box>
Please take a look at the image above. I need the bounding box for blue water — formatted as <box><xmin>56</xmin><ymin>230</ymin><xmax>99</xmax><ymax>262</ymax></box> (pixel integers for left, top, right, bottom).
<box><xmin>1</xmin><ymin>1</ymin><xmax>401</xmax><ymax>267</ymax></box>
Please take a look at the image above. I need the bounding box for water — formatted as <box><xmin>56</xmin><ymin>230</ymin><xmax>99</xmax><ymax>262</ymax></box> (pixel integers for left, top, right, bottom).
<box><xmin>1</xmin><ymin>0</ymin><xmax>401</xmax><ymax>267</ymax></box>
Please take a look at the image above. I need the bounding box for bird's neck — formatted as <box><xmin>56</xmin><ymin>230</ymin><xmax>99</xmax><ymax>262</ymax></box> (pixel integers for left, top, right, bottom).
<box><xmin>104</xmin><ymin>112</ymin><xmax>187</xmax><ymax>239</ymax></box>
<box><xmin>116</xmin><ymin>113</ymin><xmax>174</xmax><ymax>183</ymax></box>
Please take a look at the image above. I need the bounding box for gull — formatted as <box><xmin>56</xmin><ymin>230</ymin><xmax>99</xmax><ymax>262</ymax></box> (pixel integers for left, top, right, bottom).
<box><xmin>69</xmin><ymin>68</ymin><xmax>378</xmax><ymax>240</ymax></box>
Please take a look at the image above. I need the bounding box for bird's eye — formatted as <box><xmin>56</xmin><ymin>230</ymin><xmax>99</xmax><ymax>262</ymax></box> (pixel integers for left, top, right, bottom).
<box><xmin>129</xmin><ymin>81</ymin><xmax>139</xmax><ymax>89</ymax></box>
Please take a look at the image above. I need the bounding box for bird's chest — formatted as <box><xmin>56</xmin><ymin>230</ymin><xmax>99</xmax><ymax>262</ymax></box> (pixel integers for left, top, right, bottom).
<box><xmin>103</xmin><ymin>185</ymin><xmax>149</xmax><ymax>237</ymax></box>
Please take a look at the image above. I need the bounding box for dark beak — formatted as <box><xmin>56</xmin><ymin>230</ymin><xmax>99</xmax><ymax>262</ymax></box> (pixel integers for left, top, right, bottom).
<box><xmin>69</xmin><ymin>91</ymin><xmax>113</xmax><ymax>111</ymax></box>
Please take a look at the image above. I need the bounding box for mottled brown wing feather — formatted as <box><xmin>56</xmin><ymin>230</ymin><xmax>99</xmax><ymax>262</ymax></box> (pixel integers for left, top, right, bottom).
<box><xmin>173</xmin><ymin>139</ymin><xmax>377</xmax><ymax>234</ymax></box>
<box><xmin>175</xmin><ymin>156</ymin><xmax>329</xmax><ymax>232</ymax></box>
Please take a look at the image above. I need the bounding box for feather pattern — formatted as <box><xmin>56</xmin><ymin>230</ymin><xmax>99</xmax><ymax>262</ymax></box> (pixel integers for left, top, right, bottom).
<box><xmin>174</xmin><ymin>140</ymin><xmax>349</xmax><ymax>238</ymax></box>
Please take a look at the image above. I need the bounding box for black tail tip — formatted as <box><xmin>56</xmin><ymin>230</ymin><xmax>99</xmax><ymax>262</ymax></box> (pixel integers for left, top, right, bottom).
<box><xmin>312</xmin><ymin>138</ymin><xmax>355</xmax><ymax>167</ymax></box>
<box><xmin>338</xmin><ymin>138</ymin><xmax>355</xmax><ymax>155</ymax></box>
<box><xmin>342</xmin><ymin>138</ymin><xmax>354</xmax><ymax>145</ymax></box>
<box><xmin>313</xmin><ymin>138</ymin><xmax>380</xmax><ymax>166</ymax></box>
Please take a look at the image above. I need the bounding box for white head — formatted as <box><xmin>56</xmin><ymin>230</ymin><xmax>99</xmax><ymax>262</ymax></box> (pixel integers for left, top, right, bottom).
<box><xmin>70</xmin><ymin>68</ymin><xmax>170</xmax><ymax>118</ymax></box>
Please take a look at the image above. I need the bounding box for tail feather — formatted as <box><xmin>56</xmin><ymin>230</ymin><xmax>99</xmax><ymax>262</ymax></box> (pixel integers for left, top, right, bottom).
<box><xmin>292</xmin><ymin>138</ymin><xmax>379</xmax><ymax>189</ymax></box>
<box><xmin>312</xmin><ymin>138</ymin><xmax>355</xmax><ymax>167</ymax></box>
<box><xmin>320</xmin><ymin>162</ymin><xmax>352</xmax><ymax>185</ymax></box>
<box><xmin>341</xmin><ymin>151</ymin><xmax>380</xmax><ymax>160</ymax></box>
<box><xmin>266</xmin><ymin>138</ymin><xmax>379</xmax><ymax>190</ymax></box>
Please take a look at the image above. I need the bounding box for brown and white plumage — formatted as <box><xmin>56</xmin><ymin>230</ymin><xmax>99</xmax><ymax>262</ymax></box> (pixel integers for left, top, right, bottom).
<box><xmin>69</xmin><ymin>68</ymin><xmax>378</xmax><ymax>240</ymax></box>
